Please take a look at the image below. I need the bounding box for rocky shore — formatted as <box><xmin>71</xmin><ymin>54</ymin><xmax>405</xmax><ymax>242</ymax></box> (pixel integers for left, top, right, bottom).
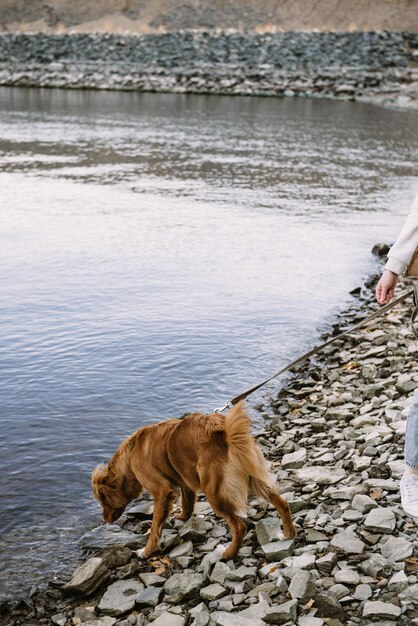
<box><xmin>2</xmin><ymin>253</ymin><xmax>418</xmax><ymax>626</ymax></box>
<box><xmin>0</xmin><ymin>31</ymin><xmax>417</xmax><ymax>110</ymax></box>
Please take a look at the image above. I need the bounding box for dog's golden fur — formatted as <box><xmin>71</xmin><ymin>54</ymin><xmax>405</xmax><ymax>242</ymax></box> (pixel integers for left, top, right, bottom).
<box><xmin>92</xmin><ymin>402</ymin><xmax>295</xmax><ymax>559</ymax></box>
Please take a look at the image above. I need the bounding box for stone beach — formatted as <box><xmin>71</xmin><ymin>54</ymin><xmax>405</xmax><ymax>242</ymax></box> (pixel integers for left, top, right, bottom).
<box><xmin>2</xmin><ymin>250</ymin><xmax>418</xmax><ymax>626</ymax></box>
<box><xmin>0</xmin><ymin>31</ymin><xmax>417</xmax><ymax>110</ymax></box>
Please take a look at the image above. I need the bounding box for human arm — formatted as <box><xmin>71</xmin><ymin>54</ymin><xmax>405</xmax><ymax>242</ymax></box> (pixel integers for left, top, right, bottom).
<box><xmin>375</xmin><ymin>191</ymin><xmax>418</xmax><ymax>304</ymax></box>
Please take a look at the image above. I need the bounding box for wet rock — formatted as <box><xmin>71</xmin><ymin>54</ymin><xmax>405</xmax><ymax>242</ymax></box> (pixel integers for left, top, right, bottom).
<box><xmin>63</xmin><ymin>557</ymin><xmax>110</xmax><ymax>596</ymax></box>
<box><xmin>98</xmin><ymin>579</ymin><xmax>144</xmax><ymax>616</ymax></box>
<box><xmin>163</xmin><ymin>572</ymin><xmax>206</xmax><ymax>602</ymax></box>
<box><xmin>79</xmin><ymin>525</ymin><xmax>144</xmax><ymax>550</ymax></box>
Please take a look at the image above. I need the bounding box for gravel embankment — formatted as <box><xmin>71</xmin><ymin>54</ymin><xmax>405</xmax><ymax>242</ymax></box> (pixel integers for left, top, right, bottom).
<box><xmin>2</xmin><ymin>255</ymin><xmax>418</xmax><ymax>626</ymax></box>
<box><xmin>0</xmin><ymin>31</ymin><xmax>417</xmax><ymax>110</ymax></box>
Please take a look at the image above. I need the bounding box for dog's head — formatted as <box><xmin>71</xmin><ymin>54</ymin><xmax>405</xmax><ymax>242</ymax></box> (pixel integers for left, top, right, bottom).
<box><xmin>91</xmin><ymin>463</ymin><xmax>128</xmax><ymax>523</ymax></box>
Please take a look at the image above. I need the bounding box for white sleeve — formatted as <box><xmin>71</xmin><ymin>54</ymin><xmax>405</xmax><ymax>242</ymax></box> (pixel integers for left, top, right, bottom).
<box><xmin>385</xmin><ymin>192</ymin><xmax>418</xmax><ymax>275</ymax></box>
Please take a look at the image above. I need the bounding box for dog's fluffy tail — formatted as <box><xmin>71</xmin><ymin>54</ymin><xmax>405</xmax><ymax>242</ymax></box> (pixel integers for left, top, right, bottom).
<box><xmin>221</xmin><ymin>401</ymin><xmax>276</xmax><ymax>515</ymax></box>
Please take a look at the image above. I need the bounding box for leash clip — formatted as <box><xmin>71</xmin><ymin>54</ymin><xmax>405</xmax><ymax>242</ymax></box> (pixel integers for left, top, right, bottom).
<box><xmin>213</xmin><ymin>401</ymin><xmax>233</xmax><ymax>414</ymax></box>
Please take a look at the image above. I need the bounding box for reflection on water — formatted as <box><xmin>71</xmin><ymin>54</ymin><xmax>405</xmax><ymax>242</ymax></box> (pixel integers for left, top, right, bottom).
<box><xmin>0</xmin><ymin>87</ymin><xmax>417</xmax><ymax>595</ymax></box>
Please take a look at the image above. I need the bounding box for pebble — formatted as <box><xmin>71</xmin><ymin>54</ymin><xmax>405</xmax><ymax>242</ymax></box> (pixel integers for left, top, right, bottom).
<box><xmin>362</xmin><ymin>600</ymin><xmax>401</xmax><ymax>619</ymax></box>
<box><xmin>363</xmin><ymin>507</ymin><xmax>396</xmax><ymax>534</ymax></box>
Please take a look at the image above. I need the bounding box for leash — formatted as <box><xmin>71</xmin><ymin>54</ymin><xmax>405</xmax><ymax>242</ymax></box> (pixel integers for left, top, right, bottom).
<box><xmin>213</xmin><ymin>285</ymin><xmax>418</xmax><ymax>413</ymax></box>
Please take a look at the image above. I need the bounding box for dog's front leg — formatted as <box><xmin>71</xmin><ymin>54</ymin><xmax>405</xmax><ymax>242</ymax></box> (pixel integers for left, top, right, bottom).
<box><xmin>141</xmin><ymin>487</ymin><xmax>178</xmax><ymax>558</ymax></box>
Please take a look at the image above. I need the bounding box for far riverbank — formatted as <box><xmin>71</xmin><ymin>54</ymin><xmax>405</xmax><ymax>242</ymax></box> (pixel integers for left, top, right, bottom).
<box><xmin>0</xmin><ymin>31</ymin><xmax>417</xmax><ymax>110</ymax></box>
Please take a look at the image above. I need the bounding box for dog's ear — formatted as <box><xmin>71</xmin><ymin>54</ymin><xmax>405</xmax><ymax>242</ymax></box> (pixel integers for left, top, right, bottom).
<box><xmin>92</xmin><ymin>463</ymin><xmax>109</xmax><ymax>487</ymax></box>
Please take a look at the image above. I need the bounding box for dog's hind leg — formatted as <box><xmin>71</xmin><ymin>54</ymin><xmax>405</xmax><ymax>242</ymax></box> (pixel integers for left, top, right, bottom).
<box><xmin>251</xmin><ymin>478</ymin><xmax>296</xmax><ymax>539</ymax></box>
<box><xmin>205</xmin><ymin>492</ymin><xmax>246</xmax><ymax>559</ymax></box>
<box><xmin>176</xmin><ymin>485</ymin><xmax>196</xmax><ymax>521</ymax></box>
<box><xmin>141</xmin><ymin>486</ymin><xmax>178</xmax><ymax>558</ymax></box>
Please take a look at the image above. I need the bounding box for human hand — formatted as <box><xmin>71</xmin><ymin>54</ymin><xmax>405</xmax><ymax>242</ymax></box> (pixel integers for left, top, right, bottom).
<box><xmin>375</xmin><ymin>269</ymin><xmax>398</xmax><ymax>304</ymax></box>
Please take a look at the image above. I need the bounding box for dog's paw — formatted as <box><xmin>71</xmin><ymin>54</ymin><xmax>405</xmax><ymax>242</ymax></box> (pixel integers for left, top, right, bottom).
<box><xmin>136</xmin><ymin>548</ymin><xmax>147</xmax><ymax>560</ymax></box>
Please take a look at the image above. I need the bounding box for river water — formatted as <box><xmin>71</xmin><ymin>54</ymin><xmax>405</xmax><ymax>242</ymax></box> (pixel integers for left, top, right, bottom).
<box><xmin>0</xmin><ymin>87</ymin><xmax>417</xmax><ymax>596</ymax></box>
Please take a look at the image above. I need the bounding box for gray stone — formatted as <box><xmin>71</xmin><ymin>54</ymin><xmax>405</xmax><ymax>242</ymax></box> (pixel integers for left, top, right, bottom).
<box><xmin>362</xmin><ymin>600</ymin><xmax>401</xmax><ymax>619</ymax></box>
<box><xmin>262</xmin><ymin>539</ymin><xmax>295</xmax><ymax>561</ymax></box>
<box><xmin>225</xmin><ymin>566</ymin><xmax>257</xmax><ymax>582</ymax></box>
<box><xmin>100</xmin><ymin>546</ymin><xmax>132</xmax><ymax>568</ymax></box>
<box><xmin>399</xmin><ymin>583</ymin><xmax>418</xmax><ymax>604</ymax></box>
<box><xmin>353</xmin><ymin>583</ymin><xmax>372</xmax><ymax>600</ymax></box>
<box><xmin>314</xmin><ymin>593</ymin><xmax>346</xmax><ymax>621</ymax></box>
<box><xmin>169</xmin><ymin>540</ymin><xmax>194</xmax><ymax>558</ymax></box>
<box><xmin>396</xmin><ymin>374</ymin><xmax>418</xmax><ymax>395</ymax></box>
<box><xmin>79</xmin><ymin>525</ymin><xmax>144</xmax><ymax>550</ymax></box>
<box><xmin>210</xmin><ymin>611</ymin><xmax>265</xmax><ymax>626</ymax></box>
<box><xmin>51</xmin><ymin>614</ymin><xmax>66</xmax><ymax>626</ymax></box>
<box><xmin>152</xmin><ymin>613</ymin><xmax>186</xmax><ymax>626</ymax></box>
<box><xmin>298</xmin><ymin>617</ymin><xmax>324</xmax><ymax>626</ymax></box>
<box><xmin>328</xmin><ymin>583</ymin><xmax>349</xmax><ymax>600</ymax></box>
<box><xmin>98</xmin><ymin>580</ymin><xmax>144</xmax><ymax>616</ymax></box>
<box><xmin>351</xmin><ymin>494</ymin><xmax>378</xmax><ymax>514</ymax></box>
<box><xmin>330</xmin><ymin>530</ymin><xmax>365</xmax><ymax>554</ymax></box>
<box><xmin>138</xmin><ymin>572</ymin><xmax>166</xmax><ymax>587</ymax></box>
<box><xmin>283</xmin><ymin>553</ymin><xmax>315</xmax><ymax>570</ymax></box>
<box><xmin>210</xmin><ymin>562</ymin><xmax>230</xmax><ymax>585</ymax></box>
<box><xmin>263</xmin><ymin>599</ymin><xmax>298</xmax><ymax>624</ymax></box>
<box><xmin>200</xmin><ymin>583</ymin><xmax>227</xmax><ymax>600</ymax></box>
<box><xmin>361</xmin><ymin>554</ymin><xmax>392</xmax><ymax>578</ymax></box>
<box><xmin>334</xmin><ymin>568</ymin><xmax>360</xmax><ymax>585</ymax></box>
<box><xmin>388</xmin><ymin>570</ymin><xmax>409</xmax><ymax>592</ymax></box>
<box><xmin>80</xmin><ymin>618</ymin><xmax>116</xmax><ymax>626</ymax></box>
<box><xmin>364</xmin><ymin>507</ymin><xmax>396</xmax><ymax>534</ymax></box>
<box><xmin>135</xmin><ymin>585</ymin><xmax>163</xmax><ymax>607</ymax></box>
<box><xmin>316</xmin><ymin>552</ymin><xmax>338</xmax><ymax>575</ymax></box>
<box><xmin>73</xmin><ymin>606</ymin><xmax>96</xmax><ymax>622</ymax></box>
<box><xmin>179</xmin><ymin>517</ymin><xmax>207</xmax><ymax>542</ymax></box>
<box><xmin>239</xmin><ymin>598</ymin><xmax>270</xmax><ymax>620</ymax></box>
<box><xmin>288</xmin><ymin>569</ymin><xmax>316</xmax><ymax>603</ymax></box>
<box><xmin>64</xmin><ymin>557</ymin><xmax>110</xmax><ymax>596</ymax></box>
<box><xmin>381</xmin><ymin>536</ymin><xmax>413</xmax><ymax>562</ymax></box>
<box><xmin>256</xmin><ymin>518</ymin><xmax>284</xmax><ymax>545</ymax></box>
<box><xmin>163</xmin><ymin>572</ymin><xmax>206</xmax><ymax>602</ymax></box>
<box><xmin>281</xmin><ymin>448</ymin><xmax>307</xmax><ymax>469</ymax></box>
<box><xmin>294</xmin><ymin>466</ymin><xmax>346</xmax><ymax>485</ymax></box>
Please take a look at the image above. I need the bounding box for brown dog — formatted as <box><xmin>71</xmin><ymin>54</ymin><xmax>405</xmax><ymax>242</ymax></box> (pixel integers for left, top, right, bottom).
<box><xmin>92</xmin><ymin>402</ymin><xmax>296</xmax><ymax>559</ymax></box>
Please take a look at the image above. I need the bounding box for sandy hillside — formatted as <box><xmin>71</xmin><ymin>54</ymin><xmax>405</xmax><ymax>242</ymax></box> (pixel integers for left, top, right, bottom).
<box><xmin>0</xmin><ymin>0</ymin><xmax>417</xmax><ymax>33</ymax></box>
